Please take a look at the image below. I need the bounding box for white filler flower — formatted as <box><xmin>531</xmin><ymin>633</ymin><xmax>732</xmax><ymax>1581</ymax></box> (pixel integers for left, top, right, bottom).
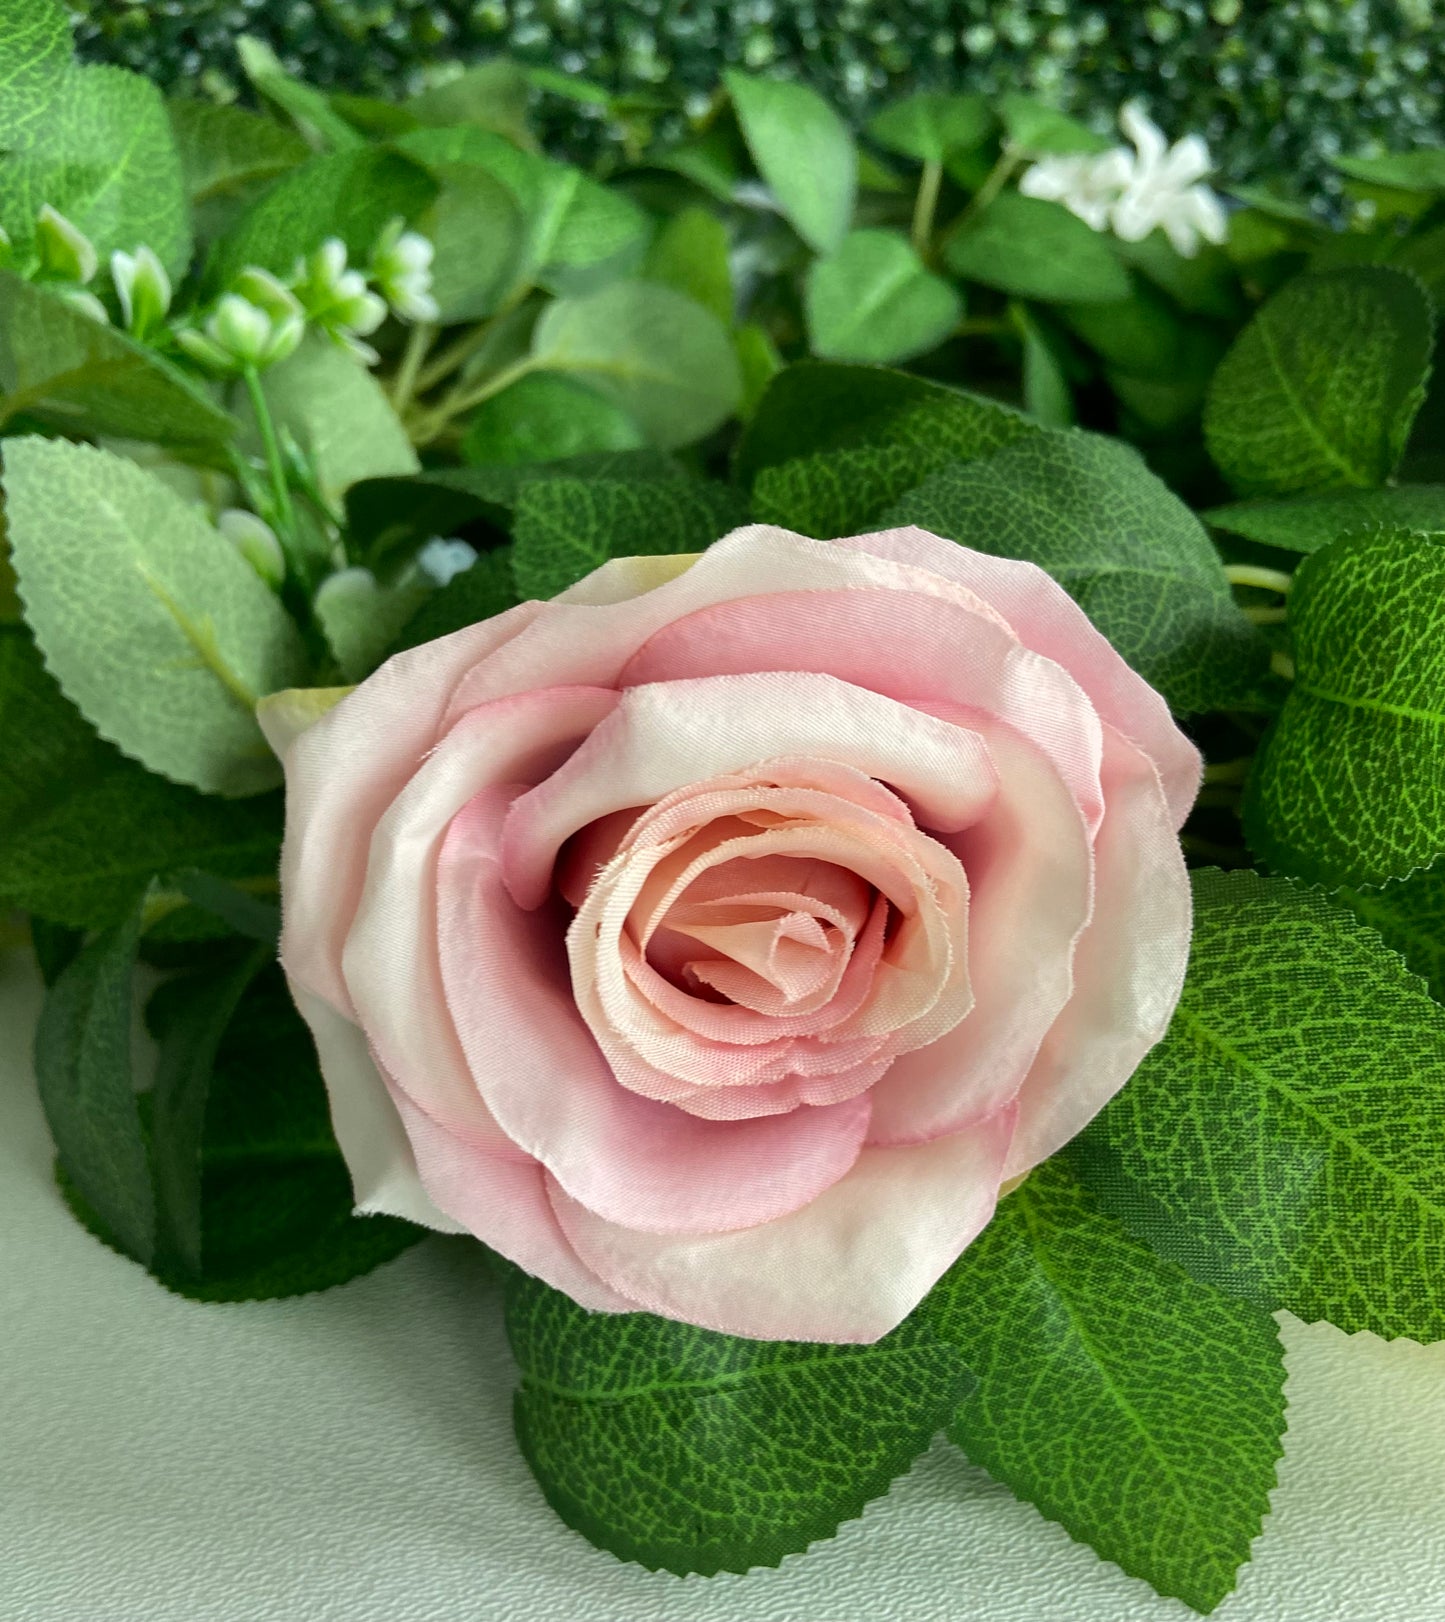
<box><xmin>1019</xmin><ymin>101</ymin><xmax>1228</xmax><ymax>257</ymax></box>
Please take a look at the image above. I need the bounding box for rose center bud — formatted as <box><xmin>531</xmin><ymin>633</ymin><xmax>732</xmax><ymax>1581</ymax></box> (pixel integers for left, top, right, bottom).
<box><xmin>560</xmin><ymin>758</ymin><xmax>974</xmax><ymax>1123</ymax></box>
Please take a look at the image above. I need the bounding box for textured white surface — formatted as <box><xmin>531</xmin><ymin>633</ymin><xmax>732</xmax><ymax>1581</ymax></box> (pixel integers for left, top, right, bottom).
<box><xmin>4</xmin><ymin>949</ymin><xmax>1445</xmax><ymax>1622</ymax></box>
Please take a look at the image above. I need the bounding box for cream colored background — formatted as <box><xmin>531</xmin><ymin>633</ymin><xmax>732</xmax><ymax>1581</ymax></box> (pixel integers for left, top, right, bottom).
<box><xmin>4</xmin><ymin>950</ymin><xmax>1445</xmax><ymax>1622</ymax></box>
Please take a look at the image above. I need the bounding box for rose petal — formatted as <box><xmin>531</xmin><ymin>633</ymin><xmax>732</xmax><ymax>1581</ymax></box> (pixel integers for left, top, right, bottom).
<box><xmin>548</xmin><ymin>1104</ymin><xmax>1018</xmax><ymax>1342</ymax></box>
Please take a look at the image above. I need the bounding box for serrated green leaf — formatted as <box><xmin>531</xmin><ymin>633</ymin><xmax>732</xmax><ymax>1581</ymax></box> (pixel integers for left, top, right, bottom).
<box><xmin>725</xmin><ymin>70</ymin><xmax>856</xmax><ymax>254</ymax></box>
<box><xmin>642</xmin><ymin>204</ymin><xmax>734</xmax><ymax>326</ymax></box>
<box><xmin>1205</xmin><ymin>485</ymin><xmax>1445</xmax><ymax>551</ymax></box>
<box><xmin>505</xmin><ymin>1266</ymin><xmax>971</xmax><ymax>1577</ymax></box>
<box><xmin>36</xmin><ymin>898</ymin><xmax>154</xmax><ymax>1265</ymax></box>
<box><xmin>529</xmin><ymin>281</ymin><xmax>742</xmax><ymax>450</ymax></box>
<box><xmin>1339</xmin><ymin>863</ymin><xmax>1445</xmax><ymax>1004</ymax></box>
<box><xmin>0</xmin><ymin>0</ymin><xmax>71</xmax><ymax>147</ymax></box>
<box><xmin>1204</xmin><ymin>267</ymin><xmax>1435</xmax><ymax>497</ymax></box>
<box><xmin>389</xmin><ymin>546</ymin><xmax>519</xmax><ymax>653</ymax></box>
<box><xmin>867</xmin><ymin>91</ymin><xmax>994</xmax><ymax>164</ymax></box>
<box><xmin>926</xmin><ymin>1157</ymin><xmax>1285</xmax><ymax>1615</ymax></box>
<box><xmin>208</xmin><ymin>147</ymin><xmax>436</xmax><ymax>289</ymax></box>
<box><xmin>0</xmin><ymin>61</ymin><xmax>191</xmax><ymax>277</ymax></box>
<box><xmin>463</xmin><ymin>370</ymin><xmax>645</xmax><ymax>466</ymax></box>
<box><xmin>254</xmin><ymin>336</ymin><xmax>418</xmax><ymax>503</ymax></box>
<box><xmin>945</xmin><ymin>192</ymin><xmax>1131</xmax><ymax>305</ymax></box>
<box><xmin>0</xmin><ymin>627</ymin><xmax>281</xmax><ymax>928</ymax></box>
<box><xmin>1069</xmin><ymin>868</ymin><xmax>1445</xmax><ymax>1344</ymax></box>
<box><xmin>735</xmin><ymin>359</ymin><xmax>1035</xmax><ymax>489</ymax></box>
<box><xmin>1243</xmin><ymin>527</ymin><xmax>1445</xmax><ymax>886</ymax></box>
<box><xmin>805</xmin><ymin>228</ymin><xmax>962</xmax><ymax>365</ymax></box>
<box><xmin>168</xmin><ymin>99</ymin><xmax>309</xmax><ymax>204</ymax></box>
<box><xmin>884</xmin><ymin>430</ymin><xmax>1266</xmax><ymax>714</ymax></box>
<box><xmin>0</xmin><ymin>273</ymin><xmax>232</xmax><ymax>445</ymax></box>
<box><xmin>4</xmin><ymin>437</ymin><xmax>307</xmax><ymax>797</ymax></box>
<box><xmin>512</xmin><ymin>476</ymin><xmax>750</xmax><ymax>599</ymax></box>
<box><xmin>751</xmin><ymin>443</ymin><xmax>954</xmax><ymax>536</ymax></box>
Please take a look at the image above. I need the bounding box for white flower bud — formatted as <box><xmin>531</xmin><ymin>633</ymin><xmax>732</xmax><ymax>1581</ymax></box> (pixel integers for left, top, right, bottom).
<box><xmin>35</xmin><ymin>204</ymin><xmax>99</xmax><ymax>284</ymax></box>
<box><xmin>218</xmin><ymin>508</ymin><xmax>286</xmax><ymax>589</ymax></box>
<box><xmin>292</xmin><ymin>236</ymin><xmax>389</xmax><ymax>362</ymax></box>
<box><xmin>369</xmin><ymin>216</ymin><xmax>440</xmax><ymax>324</ymax></box>
<box><xmin>209</xmin><ymin>294</ymin><xmax>275</xmax><ymax>367</ymax></box>
<box><xmin>111</xmin><ymin>245</ymin><xmax>172</xmax><ymax>339</ymax></box>
<box><xmin>56</xmin><ymin>286</ymin><xmax>110</xmax><ymax>324</ymax></box>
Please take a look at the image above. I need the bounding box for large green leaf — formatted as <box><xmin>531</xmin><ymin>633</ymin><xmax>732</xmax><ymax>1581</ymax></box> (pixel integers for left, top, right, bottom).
<box><xmin>805</xmin><ymin>229</ymin><xmax>962</xmax><ymax>365</ymax></box>
<box><xmin>752</xmin><ymin>443</ymin><xmax>953</xmax><ymax>537</ymax></box>
<box><xmin>254</xmin><ymin>336</ymin><xmax>418</xmax><ymax>504</ymax></box>
<box><xmin>0</xmin><ymin>61</ymin><xmax>191</xmax><ymax>276</ymax></box>
<box><xmin>0</xmin><ymin>627</ymin><xmax>281</xmax><ymax>927</ymax></box>
<box><xmin>725</xmin><ymin>71</ymin><xmax>856</xmax><ymax>255</ymax></box>
<box><xmin>885</xmin><ymin>430</ymin><xmax>1267</xmax><ymax>714</ymax></box>
<box><xmin>421</xmin><ymin>165</ymin><xmax>526</xmax><ymax>323</ymax></box>
<box><xmin>36</xmin><ymin>899</ymin><xmax>154</xmax><ymax>1265</ymax></box>
<box><xmin>1340</xmin><ymin>864</ymin><xmax>1445</xmax><ymax>1004</ymax></box>
<box><xmin>642</xmin><ymin>205</ymin><xmax>734</xmax><ymax>326</ymax></box>
<box><xmin>505</xmin><ymin>1265</ymin><xmax>971</xmax><ymax>1576</ymax></box>
<box><xmin>1203</xmin><ymin>267</ymin><xmax>1435</xmax><ymax>496</ymax></box>
<box><xmin>735</xmin><ymin>360</ymin><xmax>1035</xmax><ymax>488</ymax></box>
<box><xmin>0</xmin><ymin>0</ymin><xmax>71</xmax><ymax>147</ymax></box>
<box><xmin>867</xmin><ymin>91</ymin><xmax>993</xmax><ymax>164</ymax></box>
<box><xmin>462</xmin><ymin>370</ymin><xmax>645</xmax><ymax>466</ymax></box>
<box><xmin>528</xmin><ymin>281</ymin><xmax>742</xmax><ymax>450</ymax></box>
<box><xmin>1069</xmin><ymin>868</ymin><xmax>1445</xmax><ymax>1343</ymax></box>
<box><xmin>1205</xmin><ymin>485</ymin><xmax>1445</xmax><ymax>551</ymax></box>
<box><xmin>1242</xmin><ymin>527</ymin><xmax>1445</xmax><ymax>887</ymax></box>
<box><xmin>511</xmin><ymin>476</ymin><xmax>750</xmax><ymax>599</ymax></box>
<box><xmin>208</xmin><ymin>147</ymin><xmax>436</xmax><ymax>288</ymax></box>
<box><xmin>0</xmin><ymin>273</ymin><xmax>232</xmax><ymax>445</ymax></box>
<box><xmin>927</xmin><ymin>1157</ymin><xmax>1285</xmax><ymax>1615</ymax></box>
<box><xmin>945</xmin><ymin>192</ymin><xmax>1131</xmax><ymax>305</ymax></box>
<box><xmin>4</xmin><ymin>437</ymin><xmax>307</xmax><ymax>797</ymax></box>
<box><xmin>167</xmin><ymin>99</ymin><xmax>309</xmax><ymax>205</ymax></box>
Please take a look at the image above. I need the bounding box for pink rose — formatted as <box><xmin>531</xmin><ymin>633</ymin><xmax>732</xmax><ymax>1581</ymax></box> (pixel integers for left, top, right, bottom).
<box><xmin>265</xmin><ymin>524</ymin><xmax>1198</xmax><ymax>1342</ymax></box>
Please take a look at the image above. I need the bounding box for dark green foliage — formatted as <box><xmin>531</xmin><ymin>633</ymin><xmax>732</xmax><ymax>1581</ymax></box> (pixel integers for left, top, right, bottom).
<box><xmin>72</xmin><ymin>2</ymin><xmax>1444</xmax><ymax>199</ymax></box>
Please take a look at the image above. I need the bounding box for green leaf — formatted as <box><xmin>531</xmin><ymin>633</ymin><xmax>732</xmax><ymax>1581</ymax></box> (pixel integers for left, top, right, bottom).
<box><xmin>389</xmin><ymin>546</ymin><xmax>519</xmax><ymax>653</ymax></box>
<box><xmin>926</xmin><ymin>1157</ymin><xmax>1285</xmax><ymax>1615</ymax></box>
<box><xmin>944</xmin><ymin>192</ymin><xmax>1131</xmax><ymax>305</ymax></box>
<box><xmin>1113</xmin><ymin>232</ymin><xmax>1245</xmax><ymax>322</ymax></box>
<box><xmin>1242</xmin><ymin>527</ymin><xmax>1445</xmax><ymax>887</ymax></box>
<box><xmin>463</xmin><ymin>370</ymin><xmax>645</xmax><ymax>466</ymax></box>
<box><xmin>0</xmin><ymin>273</ymin><xmax>232</xmax><ymax>445</ymax></box>
<box><xmin>505</xmin><ymin>1266</ymin><xmax>971</xmax><ymax>1576</ymax></box>
<box><xmin>1205</xmin><ymin>485</ymin><xmax>1445</xmax><ymax>551</ymax></box>
<box><xmin>36</xmin><ymin>899</ymin><xmax>154</xmax><ymax>1265</ymax></box>
<box><xmin>735</xmin><ymin>321</ymin><xmax>782</xmax><ymax>421</ymax></box>
<box><xmin>254</xmin><ymin>336</ymin><xmax>419</xmax><ymax>504</ymax></box>
<box><xmin>314</xmin><ymin>565</ymin><xmax>433</xmax><ymax>681</ymax></box>
<box><xmin>1061</xmin><ymin>282</ymin><xmax>1190</xmax><ymax>381</ymax></box>
<box><xmin>642</xmin><ymin>204</ymin><xmax>734</xmax><ymax>326</ymax></box>
<box><xmin>1203</xmin><ymin>267</ymin><xmax>1435</xmax><ymax>497</ymax></box>
<box><xmin>735</xmin><ymin>359</ymin><xmax>1035</xmax><ymax>489</ymax></box>
<box><xmin>725</xmin><ymin>70</ymin><xmax>856</xmax><ymax>254</ymax></box>
<box><xmin>422</xmin><ymin>165</ymin><xmax>527</xmax><ymax>323</ymax></box>
<box><xmin>149</xmin><ymin>942</ymin><xmax>270</xmax><ymax>1277</ymax></box>
<box><xmin>867</xmin><ymin>91</ymin><xmax>993</xmax><ymax>164</ymax></box>
<box><xmin>3</xmin><ymin>436</ymin><xmax>307</xmax><ymax>797</ymax></box>
<box><xmin>752</xmin><ymin>443</ymin><xmax>951</xmax><ymax>537</ymax></box>
<box><xmin>1017</xmin><ymin>306</ymin><xmax>1075</xmax><ymax>427</ymax></box>
<box><xmin>805</xmin><ymin>229</ymin><xmax>962</xmax><ymax>365</ymax></box>
<box><xmin>1332</xmin><ymin>150</ymin><xmax>1445</xmax><ymax>194</ymax></box>
<box><xmin>998</xmin><ymin>95</ymin><xmax>1112</xmax><ymax>156</ymax></box>
<box><xmin>0</xmin><ymin>61</ymin><xmax>191</xmax><ymax>277</ymax></box>
<box><xmin>208</xmin><ymin>147</ymin><xmax>436</xmax><ymax>288</ymax></box>
<box><xmin>235</xmin><ymin>34</ymin><xmax>365</xmax><ymax>152</ymax></box>
<box><xmin>404</xmin><ymin>59</ymin><xmax>534</xmax><ymax>146</ymax></box>
<box><xmin>168</xmin><ymin>99</ymin><xmax>310</xmax><ymax>204</ymax></box>
<box><xmin>1339</xmin><ymin>863</ymin><xmax>1445</xmax><ymax>1004</ymax></box>
<box><xmin>0</xmin><ymin>0</ymin><xmax>71</xmax><ymax>147</ymax></box>
<box><xmin>0</xmin><ymin>627</ymin><xmax>281</xmax><ymax>928</ymax></box>
<box><xmin>1069</xmin><ymin>868</ymin><xmax>1445</xmax><ymax>1344</ymax></box>
<box><xmin>512</xmin><ymin>476</ymin><xmax>750</xmax><ymax>599</ymax></box>
<box><xmin>528</xmin><ymin>281</ymin><xmax>742</xmax><ymax>450</ymax></box>
<box><xmin>395</xmin><ymin>128</ymin><xmax>648</xmax><ymax>297</ymax></box>
<box><xmin>884</xmin><ymin>430</ymin><xmax>1266</xmax><ymax>713</ymax></box>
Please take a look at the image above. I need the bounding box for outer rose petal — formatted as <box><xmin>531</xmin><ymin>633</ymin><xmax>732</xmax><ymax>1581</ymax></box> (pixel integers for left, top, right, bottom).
<box><xmin>1002</xmin><ymin>721</ymin><xmax>1192</xmax><ymax>1176</ymax></box>
<box><xmin>548</xmin><ymin>1104</ymin><xmax>1018</xmax><ymax>1342</ymax></box>
<box><xmin>831</xmin><ymin>527</ymin><xmax>1202</xmax><ymax>826</ymax></box>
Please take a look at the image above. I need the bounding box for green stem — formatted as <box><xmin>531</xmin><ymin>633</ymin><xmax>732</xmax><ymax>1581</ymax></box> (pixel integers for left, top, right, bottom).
<box><xmin>412</xmin><ymin>355</ymin><xmax>538</xmax><ymax>447</ymax></box>
<box><xmin>1224</xmin><ymin>563</ymin><xmax>1294</xmax><ymax>595</ymax></box>
<box><xmin>955</xmin><ymin>146</ymin><xmax>1024</xmax><ymax>233</ymax></box>
<box><xmin>1203</xmin><ymin>757</ymin><xmax>1252</xmax><ymax>786</ymax></box>
<box><xmin>241</xmin><ymin>366</ymin><xmax>296</xmax><ymax>544</ymax></box>
<box><xmin>1243</xmin><ymin>604</ymin><xmax>1289</xmax><ymax>625</ymax></box>
<box><xmin>911</xmin><ymin>158</ymin><xmax>943</xmax><ymax>253</ymax></box>
<box><xmin>390</xmin><ymin>319</ymin><xmax>436</xmax><ymax>417</ymax></box>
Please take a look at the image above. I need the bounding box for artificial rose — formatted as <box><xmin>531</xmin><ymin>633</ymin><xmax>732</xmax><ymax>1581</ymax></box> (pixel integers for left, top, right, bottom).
<box><xmin>263</xmin><ymin>524</ymin><xmax>1199</xmax><ymax>1342</ymax></box>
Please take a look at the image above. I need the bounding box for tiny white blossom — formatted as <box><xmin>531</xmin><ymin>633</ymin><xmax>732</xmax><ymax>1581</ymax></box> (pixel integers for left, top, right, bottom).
<box><xmin>35</xmin><ymin>204</ymin><xmax>99</xmax><ymax>284</ymax></box>
<box><xmin>416</xmin><ymin>536</ymin><xmax>478</xmax><ymax>586</ymax></box>
<box><xmin>292</xmin><ymin>236</ymin><xmax>388</xmax><ymax>363</ymax></box>
<box><xmin>1016</xmin><ymin>101</ymin><xmax>1228</xmax><ymax>258</ymax></box>
<box><xmin>370</xmin><ymin>217</ymin><xmax>439</xmax><ymax>324</ymax></box>
<box><xmin>111</xmin><ymin>245</ymin><xmax>172</xmax><ymax>339</ymax></box>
